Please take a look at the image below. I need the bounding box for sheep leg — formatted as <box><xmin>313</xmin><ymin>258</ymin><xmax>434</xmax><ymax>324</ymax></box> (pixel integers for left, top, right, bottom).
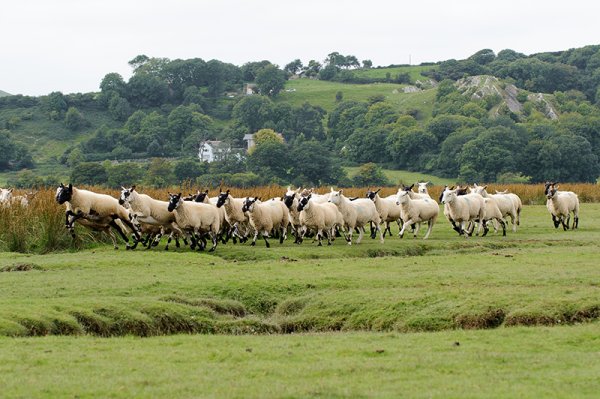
<box><xmin>251</xmin><ymin>231</ymin><xmax>259</xmax><ymax>246</ymax></box>
<box><xmin>499</xmin><ymin>219</ymin><xmax>506</xmax><ymax>236</ymax></box>
<box><xmin>552</xmin><ymin>215</ymin><xmax>560</xmax><ymax>228</ymax></box>
<box><xmin>399</xmin><ymin>220</ymin><xmax>414</xmax><ymax>239</ymax></box>
<box><xmin>316</xmin><ymin>230</ymin><xmax>323</xmax><ymax>246</ymax></box>
<box><xmin>108</xmin><ymin>219</ymin><xmax>132</xmax><ymax>250</ymax></box>
<box><xmin>481</xmin><ymin>220</ymin><xmax>489</xmax><ymax>237</ymax></box>
<box><xmin>356</xmin><ymin>227</ymin><xmax>364</xmax><ymax>244</ymax></box>
<box><xmin>209</xmin><ymin>231</ymin><xmax>218</xmax><ymax>252</ymax></box>
<box><xmin>413</xmin><ymin>222</ymin><xmax>421</xmax><ymax>238</ymax></box>
<box><xmin>423</xmin><ymin>219</ymin><xmax>434</xmax><ymax>240</ymax></box>
<box><xmin>573</xmin><ymin>214</ymin><xmax>579</xmax><ymax>229</ymax></box>
<box><xmin>262</xmin><ymin>232</ymin><xmax>271</xmax><ymax>248</ymax></box>
<box><xmin>345</xmin><ymin>225</ymin><xmax>353</xmax><ymax>245</ymax></box>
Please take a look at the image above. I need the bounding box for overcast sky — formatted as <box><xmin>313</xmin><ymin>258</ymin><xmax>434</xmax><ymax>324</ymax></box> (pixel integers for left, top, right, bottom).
<box><xmin>1</xmin><ymin>0</ymin><xmax>599</xmax><ymax>96</ymax></box>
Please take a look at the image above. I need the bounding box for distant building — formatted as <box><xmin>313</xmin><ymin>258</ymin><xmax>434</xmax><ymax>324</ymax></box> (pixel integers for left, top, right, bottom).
<box><xmin>243</xmin><ymin>134</ymin><xmax>255</xmax><ymax>150</ymax></box>
<box><xmin>198</xmin><ymin>140</ymin><xmax>231</xmax><ymax>162</ymax></box>
<box><xmin>243</xmin><ymin>83</ymin><xmax>258</xmax><ymax>95</ymax></box>
<box><xmin>242</xmin><ymin>132</ymin><xmax>285</xmax><ymax>152</ymax></box>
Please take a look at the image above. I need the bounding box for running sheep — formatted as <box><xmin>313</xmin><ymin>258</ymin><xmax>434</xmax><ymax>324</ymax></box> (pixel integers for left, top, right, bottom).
<box><xmin>328</xmin><ymin>188</ymin><xmax>383</xmax><ymax>245</ymax></box>
<box><xmin>546</xmin><ymin>184</ymin><xmax>579</xmax><ymax>230</ymax></box>
<box><xmin>440</xmin><ymin>187</ymin><xmax>486</xmax><ymax>238</ymax></box>
<box><xmin>242</xmin><ymin>197</ymin><xmax>290</xmax><ymax>248</ymax></box>
<box><xmin>119</xmin><ymin>186</ymin><xmax>186</xmax><ymax>250</ymax></box>
<box><xmin>167</xmin><ymin>193</ymin><xmax>221</xmax><ymax>251</ymax></box>
<box><xmin>395</xmin><ymin>190</ymin><xmax>439</xmax><ymax>239</ymax></box>
<box><xmin>366</xmin><ymin>188</ymin><xmax>402</xmax><ymax>237</ymax></box>
<box><xmin>216</xmin><ymin>190</ymin><xmax>252</xmax><ymax>243</ymax></box>
<box><xmin>296</xmin><ymin>193</ymin><xmax>345</xmax><ymax>246</ymax></box>
<box><xmin>56</xmin><ymin>183</ymin><xmax>141</xmax><ymax>248</ymax></box>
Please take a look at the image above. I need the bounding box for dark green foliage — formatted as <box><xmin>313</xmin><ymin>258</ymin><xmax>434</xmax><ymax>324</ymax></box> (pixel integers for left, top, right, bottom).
<box><xmin>255</xmin><ymin>65</ymin><xmax>287</xmax><ymax>97</ymax></box>
<box><xmin>173</xmin><ymin>158</ymin><xmax>207</xmax><ymax>182</ymax></box>
<box><xmin>70</xmin><ymin>162</ymin><xmax>108</xmax><ymax>185</ymax></box>
<box><xmin>352</xmin><ymin>162</ymin><xmax>391</xmax><ymax>187</ymax></box>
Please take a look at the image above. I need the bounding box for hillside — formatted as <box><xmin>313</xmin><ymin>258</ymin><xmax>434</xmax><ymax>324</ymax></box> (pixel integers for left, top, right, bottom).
<box><xmin>0</xmin><ymin>89</ymin><xmax>11</xmax><ymax>97</ymax></box>
<box><xmin>2</xmin><ymin>45</ymin><xmax>600</xmax><ymax>187</ymax></box>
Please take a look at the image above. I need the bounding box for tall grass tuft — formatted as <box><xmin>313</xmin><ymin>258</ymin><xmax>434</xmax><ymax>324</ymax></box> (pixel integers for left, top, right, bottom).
<box><xmin>0</xmin><ymin>189</ymin><xmax>99</xmax><ymax>254</ymax></box>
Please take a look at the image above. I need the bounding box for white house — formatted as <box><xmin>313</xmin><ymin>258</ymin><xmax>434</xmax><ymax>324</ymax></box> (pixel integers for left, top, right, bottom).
<box><xmin>198</xmin><ymin>141</ymin><xmax>231</xmax><ymax>162</ymax></box>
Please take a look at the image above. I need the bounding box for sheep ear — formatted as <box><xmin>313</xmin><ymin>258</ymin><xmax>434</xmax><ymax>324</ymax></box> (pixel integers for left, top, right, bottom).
<box><xmin>339</xmin><ymin>189</ymin><xmax>343</xmax><ymax>195</ymax></box>
<box><xmin>226</xmin><ymin>189</ymin><xmax>230</xmax><ymax>194</ymax></box>
<box><xmin>376</xmin><ymin>188</ymin><xmax>381</xmax><ymax>194</ymax></box>
<box><xmin>8</xmin><ymin>188</ymin><xmax>13</xmax><ymax>193</ymax></box>
<box><xmin>68</xmin><ymin>183</ymin><xmax>73</xmax><ymax>190</ymax></box>
<box><xmin>131</xmin><ymin>185</ymin><xmax>136</xmax><ymax>192</ymax></box>
<box><xmin>257</xmin><ymin>197</ymin><xmax>261</xmax><ymax>201</ymax></box>
<box><xmin>204</xmin><ymin>189</ymin><xmax>208</xmax><ymax>194</ymax></box>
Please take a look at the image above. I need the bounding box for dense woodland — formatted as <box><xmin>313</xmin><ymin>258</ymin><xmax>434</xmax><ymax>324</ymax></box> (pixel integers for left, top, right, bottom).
<box><xmin>2</xmin><ymin>45</ymin><xmax>600</xmax><ymax>188</ymax></box>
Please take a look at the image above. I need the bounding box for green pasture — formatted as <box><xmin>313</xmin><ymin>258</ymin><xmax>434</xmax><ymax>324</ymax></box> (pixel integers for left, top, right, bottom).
<box><xmin>0</xmin><ymin>204</ymin><xmax>599</xmax><ymax>397</ymax></box>
<box><xmin>278</xmin><ymin>78</ymin><xmax>436</xmax><ymax>116</ymax></box>
<box><xmin>1</xmin><ymin>324</ymin><xmax>598</xmax><ymax>398</ymax></box>
<box><xmin>352</xmin><ymin>65</ymin><xmax>435</xmax><ymax>82</ymax></box>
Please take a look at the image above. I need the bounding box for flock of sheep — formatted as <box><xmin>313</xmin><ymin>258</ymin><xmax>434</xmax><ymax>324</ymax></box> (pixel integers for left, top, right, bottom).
<box><xmin>26</xmin><ymin>180</ymin><xmax>580</xmax><ymax>252</ymax></box>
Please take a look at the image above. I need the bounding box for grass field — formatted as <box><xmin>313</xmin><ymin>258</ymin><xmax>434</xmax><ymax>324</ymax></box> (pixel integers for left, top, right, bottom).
<box><xmin>1</xmin><ymin>203</ymin><xmax>599</xmax><ymax>397</ymax></box>
<box><xmin>352</xmin><ymin>65</ymin><xmax>435</xmax><ymax>82</ymax></box>
<box><xmin>277</xmin><ymin>78</ymin><xmax>437</xmax><ymax>116</ymax></box>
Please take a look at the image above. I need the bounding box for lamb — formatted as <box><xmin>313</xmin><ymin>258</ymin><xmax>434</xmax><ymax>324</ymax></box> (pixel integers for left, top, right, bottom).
<box><xmin>440</xmin><ymin>187</ymin><xmax>486</xmax><ymax>238</ymax></box>
<box><xmin>119</xmin><ymin>186</ymin><xmax>185</xmax><ymax>250</ymax></box>
<box><xmin>55</xmin><ymin>183</ymin><xmax>140</xmax><ymax>248</ymax></box>
<box><xmin>395</xmin><ymin>190</ymin><xmax>439</xmax><ymax>239</ymax></box>
<box><xmin>328</xmin><ymin>188</ymin><xmax>383</xmax><ymax>245</ymax></box>
<box><xmin>216</xmin><ymin>190</ymin><xmax>252</xmax><ymax>243</ymax></box>
<box><xmin>546</xmin><ymin>184</ymin><xmax>579</xmax><ymax>230</ymax></box>
<box><xmin>366</xmin><ymin>188</ymin><xmax>402</xmax><ymax>237</ymax></box>
<box><xmin>296</xmin><ymin>194</ymin><xmax>345</xmax><ymax>246</ymax></box>
<box><xmin>471</xmin><ymin>184</ymin><xmax>518</xmax><ymax>232</ymax></box>
<box><xmin>241</xmin><ymin>197</ymin><xmax>290</xmax><ymax>248</ymax></box>
<box><xmin>167</xmin><ymin>193</ymin><xmax>221</xmax><ymax>251</ymax></box>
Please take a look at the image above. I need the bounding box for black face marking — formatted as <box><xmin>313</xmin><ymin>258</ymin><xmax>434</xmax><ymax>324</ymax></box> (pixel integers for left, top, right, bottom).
<box><xmin>119</xmin><ymin>189</ymin><xmax>131</xmax><ymax>205</ymax></box>
<box><xmin>242</xmin><ymin>197</ymin><xmax>257</xmax><ymax>213</ymax></box>
<box><xmin>297</xmin><ymin>196</ymin><xmax>309</xmax><ymax>212</ymax></box>
<box><xmin>195</xmin><ymin>191</ymin><xmax>208</xmax><ymax>203</ymax></box>
<box><xmin>56</xmin><ymin>184</ymin><xmax>73</xmax><ymax>204</ymax></box>
<box><xmin>216</xmin><ymin>191</ymin><xmax>229</xmax><ymax>208</ymax></box>
<box><xmin>283</xmin><ymin>193</ymin><xmax>295</xmax><ymax>208</ymax></box>
<box><xmin>167</xmin><ymin>193</ymin><xmax>182</xmax><ymax>212</ymax></box>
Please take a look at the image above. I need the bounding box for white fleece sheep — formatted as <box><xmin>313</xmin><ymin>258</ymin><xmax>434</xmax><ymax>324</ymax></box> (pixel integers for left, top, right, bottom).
<box><xmin>546</xmin><ymin>184</ymin><xmax>579</xmax><ymax>230</ymax></box>
<box><xmin>242</xmin><ymin>197</ymin><xmax>289</xmax><ymax>248</ymax></box>
<box><xmin>440</xmin><ymin>188</ymin><xmax>486</xmax><ymax>238</ymax></box>
<box><xmin>56</xmin><ymin>183</ymin><xmax>140</xmax><ymax>247</ymax></box>
<box><xmin>191</xmin><ymin>189</ymin><xmax>230</xmax><ymax>243</ymax></box>
<box><xmin>471</xmin><ymin>184</ymin><xmax>518</xmax><ymax>233</ymax></box>
<box><xmin>395</xmin><ymin>190</ymin><xmax>439</xmax><ymax>239</ymax></box>
<box><xmin>216</xmin><ymin>190</ymin><xmax>253</xmax><ymax>243</ymax></box>
<box><xmin>366</xmin><ymin>189</ymin><xmax>402</xmax><ymax>237</ymax></box>
<box><xmin>328</xmin><ymin>188</ymin><xmax>383</xmax><ymax>245</ymax></box>
<box><xmin>119</xmin><ymin>186</ymin><xmax>185</xmax><ymax>250</ymax></box>
<box><xmin>468</xmin><ymin>186</ymin><xmax>506</xmax><ymax>236</ymax></box>
<box><xmin>296</xmin><ymin>194</ymin><xmax>345</xmax><ymax>246</ymax></box>
<box><xmin>167</xmin><ymin>193</ymin><xmax>221</xmax><ymax>251</ymax></box>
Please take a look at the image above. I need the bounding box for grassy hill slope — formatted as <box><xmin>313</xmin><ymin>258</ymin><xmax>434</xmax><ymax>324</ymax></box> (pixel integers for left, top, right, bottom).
<box><xmin>0</xmin><ymin>89</ymin><xmax>11</xmax><ymax>97</ymax></box>
<box><xmin>277</xmin><ymin>78</ymin><xmax>436</xmax><ymax>117</ymax></box>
